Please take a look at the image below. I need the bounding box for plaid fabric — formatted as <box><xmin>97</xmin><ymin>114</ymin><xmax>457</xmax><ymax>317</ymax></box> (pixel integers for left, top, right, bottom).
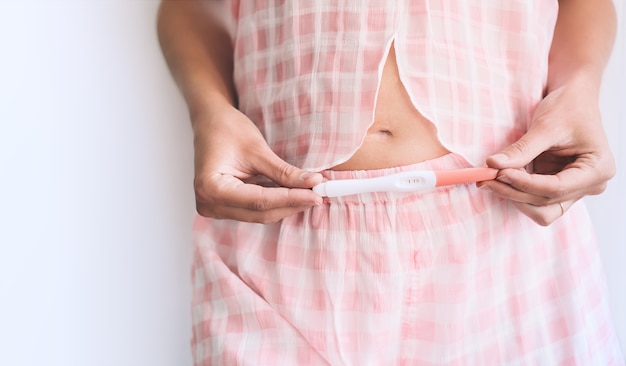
<box><xmin>191</xmin><ymin>1</ymin><xmax>624</xmax><ymax>364</ymax></box>
<box><xmin>191</xmin><ymin>155</ymin><xmax>623</xmax><ymax>365</ymax></box>
<box><xmin>229</xmin><ymin>0</ymin><xmax>558</xmax><ymax>170</ymax></box>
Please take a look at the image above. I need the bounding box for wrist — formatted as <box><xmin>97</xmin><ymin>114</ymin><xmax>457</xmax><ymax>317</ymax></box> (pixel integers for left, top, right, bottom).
<box><xmin>546</xmin><ymin>66</ymin><xmax>602</xmax><ymax>98</ymax></box>
<box><xmin>188</xmin><ymin>92</ymin><xmax>236</xmax><ymax>128</ymax></box>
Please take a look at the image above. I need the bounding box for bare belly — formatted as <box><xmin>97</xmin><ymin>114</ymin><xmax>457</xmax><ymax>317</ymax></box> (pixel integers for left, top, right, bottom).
<box><xmin>331</xmin><ymin>44</ymin><xmax>449</xmax><ymax>171</ymax></box>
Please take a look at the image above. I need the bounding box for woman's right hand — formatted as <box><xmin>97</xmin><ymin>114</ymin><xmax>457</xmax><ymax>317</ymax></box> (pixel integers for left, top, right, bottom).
<box><xmin>192</xmin><ymin>105</ymin><xmax>324</xmax><ymax>223</ymax></box>
<box><xmin>157</xmin><ymin>1</ymin><xmax>322</xmax><ymax>223</ymax></box>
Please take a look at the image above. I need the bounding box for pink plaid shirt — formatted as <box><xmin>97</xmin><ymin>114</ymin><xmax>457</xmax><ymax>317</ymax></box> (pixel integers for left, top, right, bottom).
<box><xmin>226</xmin><ymin>0</ymin><xmax>558</xmax><ymax>170</ymax></box>
<box><xmin>191</xmin><ymin>2</ymin><xmax>625</xmax><ymax>364</ymax></box>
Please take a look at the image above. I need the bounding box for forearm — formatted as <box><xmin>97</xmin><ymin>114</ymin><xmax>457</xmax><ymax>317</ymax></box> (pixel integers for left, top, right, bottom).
<box><xmin>157</xmin><ymin>0</ymin><xmax>236</xmax><ymax>124</ymax></box>
<box><xmin>548</xmin><ymin>0</ymin><xmax>617</xmax><ymax>93</ymax></box>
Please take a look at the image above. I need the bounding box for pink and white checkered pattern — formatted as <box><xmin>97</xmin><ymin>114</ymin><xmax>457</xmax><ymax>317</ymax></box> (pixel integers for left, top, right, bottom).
<box><xmin>229</xmin><ymin>0</ymin><xmax>557</xmax><ymax>170</ymax></box>
<box><xmin>192</xmin><ymin>154</ymin><xmax>623</xmax><ymax>365</ymax></box>
<box><xmin>191</xmin><ymin>0</ymin><xmax>624</xmax><ymax>364</ymax></box>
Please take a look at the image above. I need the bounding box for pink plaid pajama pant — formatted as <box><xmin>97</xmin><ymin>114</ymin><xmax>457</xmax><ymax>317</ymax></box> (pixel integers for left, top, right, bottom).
<box><xmin>191</xmin><ymin>154</ymin><xmax>624</xmax><ymax>365</ymax></box>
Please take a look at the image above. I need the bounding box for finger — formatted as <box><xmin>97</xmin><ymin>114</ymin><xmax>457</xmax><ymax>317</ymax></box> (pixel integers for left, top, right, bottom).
<box><xmin>478</xmin><ymin>176</ymin><xmax>605</xmax><ymax>206</ymax></box>
<box><xmin>495</xmin><ymin>165</ymin><xmax>606</xmax><ymax>200</ymax></box>
<box><xmin>512</xmin><ymin>199</ymin><xmax>576</xmax><ymax>227</ymax></box>
<box><xmin>487</xmin><ymin>126</ymin><xmax>557</xmax><ymax>170</ymax></box>
<box><xmin>477</xmin><ymin>179</ymin><xmax>547</xmax><ymax>206</ymax></box>
<box><xmin>251</xmin><ymin>151</ymin><xmax>324</xmax><ymax>189</ymax></box>
<box><xmin>203</xmin><ymin>173</ymin><xmax>323</xmax><ymax>211</ymax></box>
<box><xmin>197</xmin><ymin>202</ymin><xmax>316</xmax><ymax>224</ymax></box>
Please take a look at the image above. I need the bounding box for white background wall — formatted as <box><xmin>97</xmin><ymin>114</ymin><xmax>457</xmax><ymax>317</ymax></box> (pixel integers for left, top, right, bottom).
<box><xmin>0</xmin><ymin>1</ymin><xmax>623</xmax><ymax>365</ymax></box>
<box><xmin>589</xmin><ymin>0</ymin><xmax>626</xmax><ymax>357</ymax></box>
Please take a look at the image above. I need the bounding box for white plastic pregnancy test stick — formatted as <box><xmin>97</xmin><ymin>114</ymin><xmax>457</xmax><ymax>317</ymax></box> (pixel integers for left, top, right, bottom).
<box><xmin>312</xmin><ymin>167</ymin><xmax>498</xmax><ymax>197</ymax></box>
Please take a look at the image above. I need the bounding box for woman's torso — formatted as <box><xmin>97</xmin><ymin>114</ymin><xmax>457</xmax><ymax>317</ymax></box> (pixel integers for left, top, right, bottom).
<box><xmin>229</xmin><ymin>1</ymin><xmax>559</xmax><ymax>171</ymax></box>
<box><xmin>332</xmin><ymin>43</ymin><xmax>449</xmax><ymax>170</ymax></box>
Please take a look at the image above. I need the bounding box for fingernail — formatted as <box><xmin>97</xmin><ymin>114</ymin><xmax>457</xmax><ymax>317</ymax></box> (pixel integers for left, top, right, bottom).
<box><xmin>300</xmin><ymin>172</ymin><xmax>317</xmax><ymax>181</ymax></box>
<box><xmin>491</xmin><ymin>153</ymin><xmax>509</xmax><ymax>162</ymax></box>
<box><xmin>311</xmin><ymin>196</ymin><xmax>324</xmax><ymax>206</ymax></box>
<box><xmin>497</xmin><ymin>175</ymin><xmax>512</xmax><ymax>185</ymax></box>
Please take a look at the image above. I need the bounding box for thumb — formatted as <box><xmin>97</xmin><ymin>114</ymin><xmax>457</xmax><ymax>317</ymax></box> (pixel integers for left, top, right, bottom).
<box><xmin>487</xmin><ymin>126</ymin><xmax>554</xmax><ymax>169</ymax></box>
<box><xmin>254</xmin><ymin>151</ymin><xmax>323</xmax><ymax>189</ymax></box>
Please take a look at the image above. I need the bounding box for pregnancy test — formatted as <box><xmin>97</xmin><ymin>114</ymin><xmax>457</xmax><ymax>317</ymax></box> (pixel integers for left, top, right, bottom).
<box><xmin>312</xmin><ymin>167</ymin><xmax>498</xmax><ymax>197</ymax></box>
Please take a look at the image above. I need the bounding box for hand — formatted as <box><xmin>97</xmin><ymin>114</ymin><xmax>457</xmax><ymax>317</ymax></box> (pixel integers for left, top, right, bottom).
<box><xmin>479</xmin><ymin>76</ymin><xmax>615</xmax><ymax>226</ymax></box>
<box><xmin>192</xmin><ymin>105</ymin><xmax>323</xmax><ymax>223</ymax></box>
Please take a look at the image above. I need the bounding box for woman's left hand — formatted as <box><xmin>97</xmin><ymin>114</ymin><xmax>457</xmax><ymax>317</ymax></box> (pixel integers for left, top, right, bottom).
<box><xmin>478</xmin><ymin>74</ymin><xmax>615</xmax><ymax>226</ymax></box>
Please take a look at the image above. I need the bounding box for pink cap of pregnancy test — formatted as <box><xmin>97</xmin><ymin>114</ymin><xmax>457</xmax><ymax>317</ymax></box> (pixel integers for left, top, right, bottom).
<box><xmin>434</xmin><ymin>168</ymin><xmax>499</xmax><ymax>187</ymax></box>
